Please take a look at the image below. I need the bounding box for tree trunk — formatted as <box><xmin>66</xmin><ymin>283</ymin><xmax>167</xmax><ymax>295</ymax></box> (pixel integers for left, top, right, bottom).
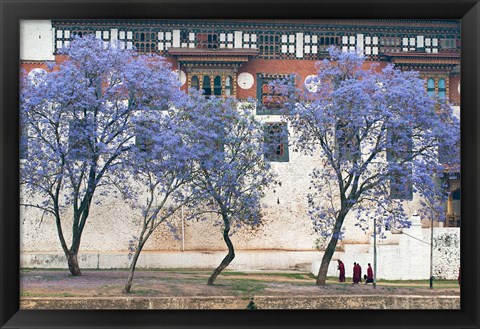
<box><xmin>316</xmin><ymin>213</ymin><xmax>346</xmax><ymax>285</ymax></box>
<box><xmin>124</xmin><ymin>242</ymin><xmax>144</xmax><ymax>293</ymax></box>
<box><xmin>67</xmin><ymin>251</ymin><xmax>82</xmax><ymax>276</ymax></box>
<box><xmin>207</xmin><ymin>225</ymin><xmax>235</xmax><ymax>285</ymax></box>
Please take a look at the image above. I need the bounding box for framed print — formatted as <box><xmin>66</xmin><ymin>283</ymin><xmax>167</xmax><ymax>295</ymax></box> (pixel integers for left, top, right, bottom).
<box><xmin>1</xmin><ymin>0</ymin><xmax>479</xmax><ymax>328</ymax></box>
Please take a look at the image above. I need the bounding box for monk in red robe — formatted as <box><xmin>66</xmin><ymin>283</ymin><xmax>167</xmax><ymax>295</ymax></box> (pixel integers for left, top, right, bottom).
<box><xmin>337</xmin><ymin>260</ymin><xmax>346</xmax><ymax>282</ymax></box>
<box><xmin>352</xmin><ymin>262</ymin><xmax>360</xmax><ymax>284</ymax></box>
<box><xmin>365</xmin><ymin>263</ymin><xmax>374</xmax><ymax>284</ymax></box>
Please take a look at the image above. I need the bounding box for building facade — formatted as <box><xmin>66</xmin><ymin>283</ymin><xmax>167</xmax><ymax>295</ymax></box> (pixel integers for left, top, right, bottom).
<box><xmin>20</xmin><ymin>19</ymin><xmax>461</xmax><ymax>279</ymax></box>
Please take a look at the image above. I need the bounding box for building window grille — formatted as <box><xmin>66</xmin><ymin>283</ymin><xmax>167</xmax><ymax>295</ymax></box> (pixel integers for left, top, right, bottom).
<box><xmin>203</xmin><ymin>76</ymin><xmax>212</xmax><ymax>96</ymax></box>
<box><xmin>213</xmin><ymin>76</ymin><xmax>222</xmax><ymax>96</ymax></box>
<box><xmin>225</xmin><ymin>76</ymin><xmax>233</xmax><ymax>96</ymax></box>
<box><xmin>438</xmin><ymin>78</ymin><xmax>446</xmax><ymax>99</ymax></box>
<box><xmin>427</xmin><ymin>78</ymin><xmax>435</xmax><ymax>97</ymax></box>
<box><xmin>256</xmin><ymin>74</ymin><xmax>290</xmax><ymax>115</ymax></box>
<box><xmin>387</xmin><ymin>128</ymin><xmax>413</xmax><ymax>200</ymax></box>
<box><xmin>191</xmin><ymin>75</ymin><xmax>199</xmax><ymax>92</ymax></box>
<box><xmin>264</xmin><ymin>123</ymin><xmax>289</xmax><ymax>162</ymax></box>
<box><xmin>69</xmin><ymin>118</ymin><xmax>93</xmax><ymax>160</ymax></box>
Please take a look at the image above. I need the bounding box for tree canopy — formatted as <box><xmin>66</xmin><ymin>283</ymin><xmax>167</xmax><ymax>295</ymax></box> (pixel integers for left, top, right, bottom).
<box><xmin>279</xmin><ymin>47</ymin><xmax>460</xmax><ymax>285</ymax></box>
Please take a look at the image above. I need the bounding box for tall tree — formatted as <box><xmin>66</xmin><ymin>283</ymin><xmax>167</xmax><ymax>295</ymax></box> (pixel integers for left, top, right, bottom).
<box><xmin>119</xmin><ymin>101</ymin><xmax>200</xmax><ymax>293</ymax></box>
<box><xmin>20</xmin><ymin>35</ymin><xmax>184</xmax><ymax>276</ymax></box>
<box><xmin>279</xmin><ymin>47</ymin><xmax>459</xmax><ymax>285</ymax></box>
<box><xmin>187</xmin><ymin>97</ymin><xmax>275</xmax><ymax>285</ymax></box>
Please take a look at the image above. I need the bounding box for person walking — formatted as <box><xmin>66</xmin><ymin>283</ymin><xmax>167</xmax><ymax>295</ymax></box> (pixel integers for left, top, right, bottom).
<box><xmin>365</xmin><ymin>263</ymin><xmax>374</xmax><ymax>284</ymax></box>
<box><xmin>353</xmin><ymin>262</ymin><xmax>360</xmax><ymax>284</ymax></box>
<box><xmin>337</xmin><ymin>260</ymin><xmax>346</xmax><ymax>282</ymax></box>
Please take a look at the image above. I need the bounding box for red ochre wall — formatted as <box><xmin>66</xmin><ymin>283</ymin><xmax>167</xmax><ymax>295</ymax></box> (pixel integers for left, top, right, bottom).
<box><xmin>449</xmin><ymin>75</ymin><xmax>460</xmax><ymax>105</ymax></box>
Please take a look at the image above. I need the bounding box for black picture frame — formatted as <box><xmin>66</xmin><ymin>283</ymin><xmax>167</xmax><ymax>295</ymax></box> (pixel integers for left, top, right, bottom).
<box><xmin>1</xmin><ymin>0</ymin><xmax>478</xmax><ymax>328</ymax></box>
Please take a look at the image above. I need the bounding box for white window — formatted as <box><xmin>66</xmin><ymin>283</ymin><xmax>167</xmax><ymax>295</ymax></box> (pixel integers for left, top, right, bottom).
<box><xmin>119</xmin><ymin>31</ymin><xmax>125</xmax><ymax>39</ymax></box>
<box><xmin>189</xmin><ymin>32</ymin><xmax>195</xmax><ymax>41</ymax></box>
<box><xmin>103</xmin><ymin>31</ymin><xmax>109</xmax><ymax>39</ymax></box>
<box><xmin>282</xmin><ymin>35</ymin><xmax>288</xmax><ymax>43</ymax></box>
<box><xmin>409</xmin><ymin>37</ymin><xmax>415</xmax><ymax>46</ymax></box>
<box><xmin>432</xmin><ymin>38</ymin><xmax>438</xmax><ymax>46</ymax></box>
<box><xmin>57</xmin><ymin>30</ymin><xmax>63</xmax><ymax>38</ymax></box>
<box><xmin>372</xmin><ymin>37</ymin><xmax>378</xmax><ymax>45</ymax></box>
<box><xmin>289</xmin><ymin>35</ymin><xmax>295</xmax><ymax>43</ymax></box>
<box><xmin>289</xmin><ymin>45</ymin><xmax>295</xmax><ymax>53</ymax></box>
<box><xmin>365</xmin><ymin>36</ymin><xmax>371</xmax><ymax>44</ymax></box>
<box><xmin>312</xmin><ymin>35</ymin><xmax>318</xmax><ymax>43</ymax></box>
<box><xmin>305</xmin><ymin>35</ymin><xmax>311</xmax><ymax>43</ymax></box>
<box><xmin>312</xmin><ymin>45</ymin><xmax>318</xmax><ymax>53</ymax></box>
<box><xmin>96</xmin><ymin>31</ymin><xmax>102</xmax><ymax>38</ymax></box>
<box><xmin>425</xmin><ymin>38</ymin><xmax>431</xmax><ymax>46</ymax></box>
<box><xmin>349</xmin><ymin>36</ymin><xmax>355</xmax><ymax>44</ymax></box>
<box><xmin>158</xmin><ymin>32</ymin><xmax>164</xmax><ymax>40</ymax></box>
<box><xmin>403</xmin><ymin>37</ymin><xmax>408</xmax><ymax>45</ymax></box>
<box><xmin>244</xmin><ymin>34</ymin><xmax>249</xmax><ymax>42</ymax></box>
<box><xmin>342</xmin><ymin>36</ymin><xmax>348</xmax><ymax>44</ymax></box>
<box><xmin>220</xmin><ymin>33</ymin><xmax>226</xmax><ymax>42</ymax></box>
<box><xmin>305</xmin><ymin>45</ymin><xmax>310</xmax><ymax>53</ymax></box>
<box><xmin>165</xmin><ymin>32</ymin><xmax>172</xmax><ymax>40</ymax></box>
<box><xmin>64</xmin><ymin>30</ymin><xmax>70</xmax><ymax>38</ymax></box>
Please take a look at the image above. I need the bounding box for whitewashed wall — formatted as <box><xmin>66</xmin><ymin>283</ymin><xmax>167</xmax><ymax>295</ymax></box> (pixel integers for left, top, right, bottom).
<box><xmin>20</xmin><ymin>20</ymin><xmax>55</xmax><ymax>61</ymax></box>
<box><xmin>313</xmin><ymin>225</ymin><xmax>460</xmax><ymax>280</ymax></box>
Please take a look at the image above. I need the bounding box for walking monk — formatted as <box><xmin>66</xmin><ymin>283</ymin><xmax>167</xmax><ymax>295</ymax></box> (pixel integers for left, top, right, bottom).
<box><xmin>337</xmin><ymin>260</ymin><xmax>346</xmax><ymax>282</ymax></box>
<box><xmin>352</xmin><ymin>262</ymin><xmax>360</xmax><ymax>284</ymax></box>
<box><xmin>365</xmin><ymin>263</ymin><xmax>374</xmax><ymax>284</ymax></box>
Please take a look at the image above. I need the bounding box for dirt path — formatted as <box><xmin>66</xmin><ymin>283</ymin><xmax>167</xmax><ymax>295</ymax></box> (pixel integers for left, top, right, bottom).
<box><xmin>20</xmin><ymin>269</ymin><xmax>460</xmax><ymax>298</ymax></box>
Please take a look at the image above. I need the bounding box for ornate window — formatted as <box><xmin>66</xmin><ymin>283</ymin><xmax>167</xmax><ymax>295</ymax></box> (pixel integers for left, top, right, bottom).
<box><xmin>438</xmin><ymin>78</ymin><xmax>446</xmax><ymax>99</ymax></box>
<box><xmin>264</xmin><ymin>123</ymin><xmax>289</xmax><ymax>162</ymax></box>
<box><xmin>203</xmin><ymin>76</ymin><xmax>212</xmax><ymax>96</ymax></box>
<box><xmin>225</xmin><ymin>76</ymin><xmax>233</xmax><ymax>96</ymax></box>
<box><xmin>135</xmin><ymin>120</ymin><xmax>155</xmax><ymax>154</ymax></box>
<box><xmin>387</xmin><ymin>128</ymin><xmax>413</xmax><ymax>200</ymax></box>
<box><xmin>256</xmin><ymin>74</ymin><xmax>290</xmax><ymax>115</ymax></box>
<box><xmin>134</xmin><ymin>31</ymin><xmax>157</xmax><ymax>54</ymax></box>
<box><xmin>427</xmin><ymin>78</ymin><xmax>435</xmax><ymax>97</ymax></box>
<box><xmin>335</xmin><ymin>121</ymin><xmax>360</xmax><ymax>163</ymax></box>
<box><xmin>213</xmin><ymin>76</ymin><xmax>222</xmax><ymax>96</ymax></box>
<box><xmin>196</xmin><ymin>32</ymin><xmax>219</xmax><ymax>49</ymax></box>
<box><xmin>69</xmin><ymin>118</ymin><xmax>93</xmax><ymax>160</ymax></box>
<box><xmin>191</xmin><ymin>75</ymin><xmax>200</xmax><ymax>92</ymax></box>
<box><xmin>188</xmin><ymin>73</ymin><xmax>236</xmax><ymax>97</ymax></box>
<box><xmin>20</xmin><ymin>124</ymin><xmax>28</xmax><ymax>160</ymax></box>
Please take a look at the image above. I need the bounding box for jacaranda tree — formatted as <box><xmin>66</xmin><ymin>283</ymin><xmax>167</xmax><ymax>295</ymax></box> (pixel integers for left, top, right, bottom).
<box><xmin>279</xmin><ymin>47</ymin><xmax>459</xmax><ymax>285</ymax></box>
<box><xmin>119</xmin><ymin>99</ymin><xmax>200</xmax><ymax>293</ymax></box>
<box><xmin>187</xmin><ymin>97</ymin><xmax>275</xmax><ymax>285</ymax></box>
<box><xmin>20</xmin><ymin>35</ymin><xmax>185</xmax><ymax>276</ymax></box>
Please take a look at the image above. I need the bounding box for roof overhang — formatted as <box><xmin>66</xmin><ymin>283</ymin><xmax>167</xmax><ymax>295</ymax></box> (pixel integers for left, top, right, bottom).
<box><xmin>168</xmin><ymin>47</ymin><xmax>258</xmax><ymax>64</ymax></box>
<box><xmin>384</xmin><ymin>51</ymin><xmax>460</xmax><ymax>66</ymax></box>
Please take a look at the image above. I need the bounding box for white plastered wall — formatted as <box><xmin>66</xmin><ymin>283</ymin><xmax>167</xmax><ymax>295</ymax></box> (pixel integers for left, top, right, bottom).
<box><xmin>20</xmin><ymin>20</ymin><xmax>54</xmax><ymax>61</ymax></box>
